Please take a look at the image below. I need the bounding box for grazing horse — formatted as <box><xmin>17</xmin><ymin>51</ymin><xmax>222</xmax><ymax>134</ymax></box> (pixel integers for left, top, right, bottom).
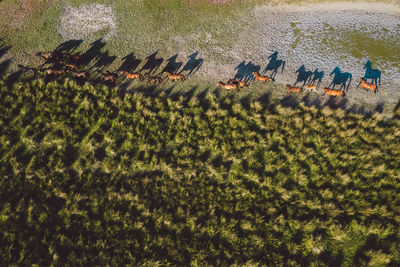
<box><xmin>263</xmin><ymin>51</ymin><xmax>285</xmax><ymax>79</ymax></box>
<box><xmin>217</xmin><ymin>81</ymin><xmax>239</xmax><ymax>91</ymax></box>
<box><xmin>329</xmin><ymin>67</ymin><xmax>352</xmax><ymax>91</ymax></box>
<box><xmin>285</xmin><ymin>84</ymin><xmax>302</xmax><ymax>94</ymax></box>
<box><xmin>363</xmin><ymin>60</ymin><xmax>381</xmax><ymax>86</ymax></box>
<box><xmin>359</xmin><ymin>78</ymin><xmax>377</xmax><ymax>93</ymax></box>
<box><xmin>252</xmin><ymin>72</ymin><xmax>274</xmax><ymax>83</ymax></box>
<box><xmin>321</xmin><ymin>88</ymin><xmax>344</xmax><ymax>96</ymax></box>
<box><xmin>228</xmin><ymin>79</ymin><xmax>248</xmax><ymax>88</ymax></box>
<box><xmin>164</xmin><ymin>71</ymin><xmax>186</xmax><ymax>82</ymax></box>
<box><xmin>120</xmin><ymin>70</ymin><xmax>143</xmax><ymax>80</ymax></box>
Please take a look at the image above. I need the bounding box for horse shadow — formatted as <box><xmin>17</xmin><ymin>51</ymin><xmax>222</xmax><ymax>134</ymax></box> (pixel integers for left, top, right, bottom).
<box><xmin>310</xmin><ymin>68</ymin><xmax>324</xmax><ymax>87</ymax></box>
<box><xmin>140</xmin><ymin>51</ymin><xmax>164</xmax><ymax>75</ymax></box>
<box><xmin>234</xmin><ymin>61</ymin><xmax>260</xmax><ymax>83</ymax></box>
<box><xmin>80</xmin><ymin>38</ymin><xmax>106</xmax><ymax>66</ymax></box>
<box><xmin>118</xmin><ymin>53</ymin><xmax>141</xmax><ymax>72</ymax></box>
<box><xmin>362</xmin><ymin>60</ymin><xmax>381</xmax><ymax>86</ymax></box>
<box><xmin>293</xmin><ymin>64</ymin><xmax>313</xmax><ymax>87</ymax></box>
<box><xmin>160</xmin><ymin>54</ymin><xmax>183</xmax><ymax>74</ymax></box>
<box><xmin>0</xmin><ymin>42</ymin><xmax>12</xmax><ymax>76</ymax></box>
<box><xmin>54</xmin><ymin>39</ymin><xmax>83</xmax><ymax>54</ymax></box>
<box><xmin>91</xmin><ymin>50</ymin><xmax>116</xmax><ymax>70</ymax></box>
<box><xmin>329</xmin><ymin>66</ymin><xmax>352</xmax><ymax>91</ymax></box>
<box><xmin>262</xmin><ymin>51</ymin><xmax>285</xmax><ymax>79</ymax></box>
<box><xmin>180</xmin><ymin>52</ymin><xmax>203</xmax><ymax>76</ymax></box>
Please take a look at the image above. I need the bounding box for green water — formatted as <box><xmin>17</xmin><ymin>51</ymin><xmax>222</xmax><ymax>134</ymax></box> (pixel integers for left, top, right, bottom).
<box><xmin>336</xmin><ymin>30</ymin><xmax>400</xmax><ymax>69</ymax></box>
<box><xmin>290</xmin><ymin>22</ymin><xmax>302</xmax><ymax>50</ymax></box>
<box><xmin>289</xmin><ymin>21</ymin><xmax>400</xmax><ymax>70</ymax></box>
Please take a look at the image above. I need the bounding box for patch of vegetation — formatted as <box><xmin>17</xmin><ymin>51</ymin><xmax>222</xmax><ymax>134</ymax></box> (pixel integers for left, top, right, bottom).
<box><xmin>1</xmin><ymin>74</ymin><xmax>400</xmax><ymax>265</ymax></box>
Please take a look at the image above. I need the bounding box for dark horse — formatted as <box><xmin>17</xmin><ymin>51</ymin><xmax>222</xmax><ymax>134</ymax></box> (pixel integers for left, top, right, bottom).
<box><xmin>262</xmin><ymin>51</ymin><xmax>285</xmax><ymax>79</ymax></box>
<box><xmin>362</xmin><ymin>60</ymin><xmax>381</xmax><ymax>86</ymax></box>
<box><xmin>234</xmin><ymin>61</ymin><xmax>260</xmax><ymax>83</ymax></box>
<box><xmin>311</xmin><ymin>68</ymin><xmax>324</xmax><ymax>86</ymax></box>
<box><xmin>293</xmin><ymin>64</ymin><xmax>313</xmax><ymax>87</ymax></box>
<box><xmin>329</xmin><ymin>66</ymin><xmax>352</xmax><ymax>91</ymax></box>
<box><xmin>180</xmin><ymin>52</ymin><xmax>203</xmax><ymax>76</ymax></box>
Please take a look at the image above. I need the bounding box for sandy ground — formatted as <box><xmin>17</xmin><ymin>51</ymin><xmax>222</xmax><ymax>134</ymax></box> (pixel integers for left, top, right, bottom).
<box><xmin>191</xmin><ymin>2</ymin><xmax>400</xmax><ymax>114</ymax></box>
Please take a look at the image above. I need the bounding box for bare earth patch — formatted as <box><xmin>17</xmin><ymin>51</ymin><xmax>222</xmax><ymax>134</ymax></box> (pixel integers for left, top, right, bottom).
<box><xmin>9</xmin><ymin>0</ymin><xmax>45</xmax><ymax>30</ymax></box>
<box><xmin>175</xmin><ymin>2</ymin><xmax>400</xmax><ymax>114</ymax></box>
<box><xmin>57</xmin><ymin>4</ymin><xmax>117</xmax><ymax>41</ymax></box>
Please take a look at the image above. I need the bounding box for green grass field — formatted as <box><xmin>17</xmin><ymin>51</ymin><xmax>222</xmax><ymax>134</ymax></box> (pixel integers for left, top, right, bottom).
<box><xmin>1</xmin><ymin>1</ymin><xmax>400</xmax><ymax>265</ymax></box>
<box><xmin>1</xmin><ymin>73</ymin><xmax>400</xmax><ymax>265</ymax></box>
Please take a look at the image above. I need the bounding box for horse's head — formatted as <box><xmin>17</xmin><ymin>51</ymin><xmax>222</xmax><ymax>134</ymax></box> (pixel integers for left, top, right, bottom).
<box><xmin>330</xmin><ymin>67</ymin><xmax>340</xmax><ymax>76</ymax></box>
<box><xmin>363</xmin><ymin>60</ymin><xmax>372</xmax><ymax>70</ymax></box>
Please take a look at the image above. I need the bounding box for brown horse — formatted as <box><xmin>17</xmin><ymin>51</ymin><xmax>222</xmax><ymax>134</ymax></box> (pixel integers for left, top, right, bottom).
<box><xmin>228</xmin><ymin>79</ymin><xmax>248</xmax><ymax>88</ymax></box>
<box><xmin>304</xmin><ymin>84</ymin><xmax>317</xmax><ymax>92</ymax></box>
<box><xmin>69</xmin><ymin>70</ymin><xmax>89</xmax><ymax>79</ymax></box>
<box><xmin>61</xmin><ymin>61</ymin><xmax>79</xmax><ymax>70</ymax></box>
<box><xmin>97</xmin><ymin>70</ymin><xmax>118</xmax><ymax>84</ymax></box>
<box><xmin>321</xmin><ymin>88</ymin><xmax>344</xmax><ymax>96</ymax></box>
<box><xmin>165</xmin><ymin>71</ymin><xmax>186</xmax><ymax>82</ymax></box>
<box><xmin>359</xmin><ymin>78</ymin><xmax>377</xmax><ymax>93</ymax></box>
<box><xmin>64</xmin><ymin>52</ymin><xmax>81</xmax><ymax>62</ymax></box>
<box><xmin>217</xmin><ymin>81</ymin><xmax>239</xmax><ymax>91</ymax></box>
<box><xmin>120</xmin><ymin>70</ymin><xmax>143</xmax><ymax>80</ymax></box>
<box><xmin>37</xmin><ymin>52</ymin><xmax>56</xmax><ymax>60</ymax></box>
<box><xmin>147</xmin><ymin>75</ymin><xmax>163</xmax><ymax>85</ymax></box>
<box><xmin>285</xmin><ymin>84</ymin><xmax>302</xmax><ymax>94</ymax></box>
<box><xmin>252</xmin><ymin>72</ymin><xmax>274</xmax><ymax>83</ymax></box>
<box><xmin>41</xmin><ymin>68</ymin><xmax>64</xmax><ymax>76</ymax></box>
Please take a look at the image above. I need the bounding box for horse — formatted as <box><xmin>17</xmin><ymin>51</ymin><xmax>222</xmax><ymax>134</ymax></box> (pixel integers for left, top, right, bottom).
<box><xmin>228</xmin><ymin>79</ymin><xmax>248</xmax><ymax>88</ymax></box>
<box><xmin>146</xmin><ymin>74</ymin><xmax>163</xmax><ymax>85</ymax></box>
<box><xmin>263</xmin><ymin>51</ymin><xmax>285</xmax><ymax>78</ymax></box>
<box><xmin>252</xmin><ymin>72</ymin><xmax>274</xmax><ymax>83</ymax></box>
<box><xmin>304</xmin><ymin>84</ymin><xmax>317</xmax><ymax>92</ymax></box>
<box><xmin>164</xmin><ymin>71</ymin><xmax>186</xmax><ymax>82</ymax></box>
<box><xmin>41</xmin><ymin>68</ymin><xmax>65</xmax><ymax>76</ymax></box>
<box><xmin>359</xmin><ymin>78</ymin><xmax>377</xmax><ymax>93</ymax></box>
<box><xmin>217</xmin><ymin>81</ymin><xmax>239</xmax><ymax>91</ymax></box>
<box><xmin>69</xmin><ymin>70</ymin><xmax>89</xmax><ymax>79</ymax></box>
<box><xmin>329</xmin><ymin>67</ymin><xmax>352</xmax><ymax>91</ymax></box>
<box><xmin>120</xmin><ymin>70</ymin><xmax>143</xmax><ymax>81</ymax></box>
<box><xmin>321</xmin><ymin>88</ymin><xmax>344</xmax><ymax>96</ymax></box>
<box><xmin>294</xmin><ymin>65</ymin><xmax>313</xmax><ymax>87</ymax></box>
<box><xmin>363</xmin><ymin>60</ymin><xmax>381</xmax><ymax>86</ymax></box>
<box><xmin>97</xmin><ymin>70</ymin><xmax>118</xmax><ymax>84</ymax></box>
<box><xmin>311</xmin><ymin>68</ymin><xmax>324</xmax><ymax>86</ymax></box>
<box><xmin>285</xmin><ymin>84</ymin><xmax>302</xmax><ymax>94</ymax></box>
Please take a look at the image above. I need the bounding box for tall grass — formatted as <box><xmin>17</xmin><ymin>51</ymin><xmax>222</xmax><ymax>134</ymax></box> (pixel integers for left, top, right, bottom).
<box><xmin>1</xmin><ymin>74</ymin><xmax>400</xmax><ymax>265</ymax></box>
